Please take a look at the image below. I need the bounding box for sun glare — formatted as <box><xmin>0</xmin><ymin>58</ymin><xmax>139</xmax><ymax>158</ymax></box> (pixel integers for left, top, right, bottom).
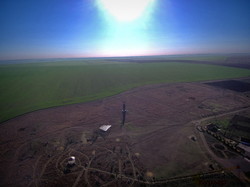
<box><xmin>98</xmin><ymin>0</ymin><xmax>155</xmax><ymax>22</ymax></box>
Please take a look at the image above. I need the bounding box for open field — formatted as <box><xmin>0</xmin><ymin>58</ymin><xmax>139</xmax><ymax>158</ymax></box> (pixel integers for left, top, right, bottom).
<box><xmin>0</xmin><ymin>80</ymin><xmax>250</xmax><ymax>186</ymax></box>
<box><xmin>107</xmin><ymin>54</ymin><xmax>250</xmax><ymax>69</ymax></box>
<box><xmin>1</xmin><ymin>59</ymin><xmax>250</xmax><ymax>123</ymax></box>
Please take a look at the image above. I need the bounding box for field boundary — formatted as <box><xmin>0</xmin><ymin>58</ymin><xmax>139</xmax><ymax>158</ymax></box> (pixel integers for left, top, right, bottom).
<box><xmin>1</xmin><ymin>76</ymin><xmax>250</xmax><ymax>125</ymax></box>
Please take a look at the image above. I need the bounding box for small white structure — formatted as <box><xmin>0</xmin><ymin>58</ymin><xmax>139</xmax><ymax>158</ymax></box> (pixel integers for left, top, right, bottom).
<box><xmin>68</xmin><ymin>156</ymin><xmax>76</xmax><ymax>165</ymax></box>
<box><xmin>99</xmin><ymin>125</ymin><xmax>112</xmax><ymax>132</ymax></box>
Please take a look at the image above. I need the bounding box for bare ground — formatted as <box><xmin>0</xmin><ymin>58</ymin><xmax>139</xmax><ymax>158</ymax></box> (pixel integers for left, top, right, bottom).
<box><xmin>0</xmin><ymin>81</ymin><xmax>250</xmax><ymax>186</ymax></box>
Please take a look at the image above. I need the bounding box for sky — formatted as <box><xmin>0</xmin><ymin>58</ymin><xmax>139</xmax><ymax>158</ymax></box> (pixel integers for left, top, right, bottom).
<box><xmin>0</xmin><ymin>0</ymin><xmax>250</xmax><ymax>60</ymax></box>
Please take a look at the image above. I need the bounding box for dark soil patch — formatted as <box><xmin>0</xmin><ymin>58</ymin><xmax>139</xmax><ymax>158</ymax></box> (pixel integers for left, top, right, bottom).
<box><xmin>224</xmin><ymin>151</ymin><xmax>238</xmax><ymax>159</ymax></box>
<box><xmin>230</xmin><ymin>115</ymin><xmax>250</xmax><ymax>133</ymax></box>
<box><xmin>245</xmin><ymin>171</ymin><xmax>250</xmax><ymax>179</ymax></box>
<box><xmin>214</xmin><ymin>144</ymin><xmax>225</xmax><ymax>150</ymax></box>
<box><xmin>210</xmin><ymin>146</ymin><xmax>225</xmax><ymax>158</ymax></box>
<box><xmin>205</xmin><ymin>80</ymin><xmax>250</xmax><ymax>92</ymax></box>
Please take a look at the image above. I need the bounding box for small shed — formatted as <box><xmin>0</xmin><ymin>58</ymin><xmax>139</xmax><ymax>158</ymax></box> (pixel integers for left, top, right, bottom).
<box><xmin>99</xmin><ymin>125</ymin><xmax>112</xmax><ymax>132</ymax></box>
<box><xmin>68</xmin><ymin>156</ymin><xmax>76</xmax><ymax>165</ymax></box>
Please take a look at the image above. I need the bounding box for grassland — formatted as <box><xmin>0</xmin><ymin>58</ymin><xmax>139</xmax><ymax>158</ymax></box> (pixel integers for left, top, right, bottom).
<box><xmin>0</xmin><ymin>60</ymin><xmax>250</xmax><ymax>123</ymax></box>
<box><xmin>139</xmin><ymin>55</ymin><xmax>228</xmax><ymax>61</ymax></box>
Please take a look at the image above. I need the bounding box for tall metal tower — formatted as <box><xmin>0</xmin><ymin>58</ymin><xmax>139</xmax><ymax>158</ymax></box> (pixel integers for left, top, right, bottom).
<box><xmin>121</xmin><ymin>102</ymin><xmax>127</xmax><ymax>126</ymax></box>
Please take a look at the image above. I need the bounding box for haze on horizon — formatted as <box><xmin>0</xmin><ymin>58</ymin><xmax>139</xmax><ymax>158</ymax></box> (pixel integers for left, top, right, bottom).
<box><xmin>0</xmin><ymin>0</ymin><xmax>250</xmax><ymax>60</ymax></box>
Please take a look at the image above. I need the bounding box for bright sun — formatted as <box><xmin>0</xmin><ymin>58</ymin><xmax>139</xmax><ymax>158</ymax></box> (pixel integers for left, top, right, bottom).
<box><xmin>98</xmin><ymin>0</ymin><xmax>155</xmax><ymax>22</ymax></box>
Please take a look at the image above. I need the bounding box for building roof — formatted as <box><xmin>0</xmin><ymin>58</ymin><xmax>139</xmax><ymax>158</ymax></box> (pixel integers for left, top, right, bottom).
<box><xmin>99</xmin><ymin>125</ymin><xmax>111</xmax><ymax>132</ymax></box>
<box><xmin>69</xmin><ymin>156</ymin><xmax>75</xmax><ymax>161</ymax></box>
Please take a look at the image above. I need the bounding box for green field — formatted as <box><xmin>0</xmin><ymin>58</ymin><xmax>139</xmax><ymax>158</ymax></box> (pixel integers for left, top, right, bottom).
<box><xmin>0</xmin><ymin>60</ymin><xmax>250</xmax><ymax>123</ymax></box>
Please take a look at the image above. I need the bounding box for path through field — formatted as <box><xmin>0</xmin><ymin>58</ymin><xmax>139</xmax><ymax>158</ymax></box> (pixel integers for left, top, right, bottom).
<box><xmin>0</xmin><ymin>81</ymin><xmax>250</xmax><ymax>186</ymax></box>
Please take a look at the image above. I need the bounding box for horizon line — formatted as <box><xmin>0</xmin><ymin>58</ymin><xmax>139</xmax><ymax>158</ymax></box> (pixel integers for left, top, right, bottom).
<box><xmin>1</xmin><ymin>52</ymin><xmax>250</xmax><ymax>62</ymax></box>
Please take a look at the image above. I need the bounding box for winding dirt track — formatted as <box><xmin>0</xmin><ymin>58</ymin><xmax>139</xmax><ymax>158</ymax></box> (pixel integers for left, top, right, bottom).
<box><xmin>0</xmin><ymin>80</ymin><xmax>250</xmax><ymax>186</ymax></box>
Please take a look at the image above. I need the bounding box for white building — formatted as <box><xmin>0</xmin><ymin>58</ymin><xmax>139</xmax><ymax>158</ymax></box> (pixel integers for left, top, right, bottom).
<box><xmin>99</xmin><ymin>125</ymin><xmax>111</xmax><ymax>132</ymax></box>
<box><xmin>68</xmin><ymin>156</ymin><xmax>76</xmax><ymax>165</ymax></box>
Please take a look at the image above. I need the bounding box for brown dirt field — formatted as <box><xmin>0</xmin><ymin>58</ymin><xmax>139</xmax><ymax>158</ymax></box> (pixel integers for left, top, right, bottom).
<box><xmin>0</xmin><ymin>82</ymin><xmax>250</xmax><ymax>186</ymax></box>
